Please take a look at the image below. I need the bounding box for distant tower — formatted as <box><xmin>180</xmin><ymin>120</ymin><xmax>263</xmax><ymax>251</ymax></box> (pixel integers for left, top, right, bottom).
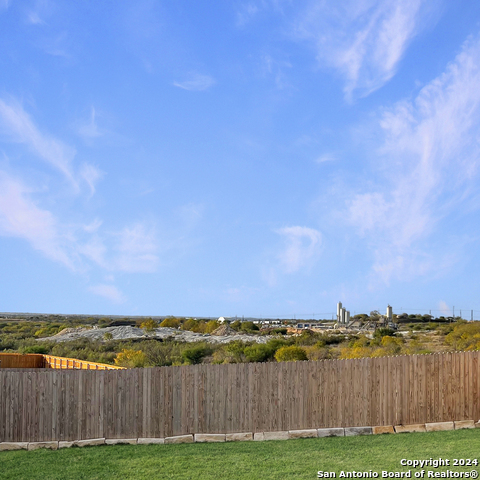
<box><xmin>337</xmin><ymin>302</ymin><xmax>351</xmax><ymax>325</ymax></box>
<box><xmin>386</xmin><ymin>305</ymin><xmax>393</xmax><ymax>321</ymax></box>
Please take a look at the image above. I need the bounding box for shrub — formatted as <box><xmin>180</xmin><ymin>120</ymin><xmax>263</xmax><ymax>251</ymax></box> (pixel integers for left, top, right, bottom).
<box><xmin>317</xmin><ymin>334</ymin><xmax>346</xmax><ymax>346</ymax></box>
<box><xmin>181</xmin><ymin>344</ymin><xmax>212</xmax><ymax>365</ymax></box>
<box><xmin>204</xmin><ymin>320</ymin><xmax>220</xmax><ymax>334</ymax></box>
<box><xmin>244</xmin><ymin>344</ymin><xmax>275</xmax><ymax>363</ymax></box>
<box><xmin>240</xmin><ymin>321</ymin><xmax>259</xmax><ymax>333</ymax></box>
<box><xmin>230</xmin><ymin>320</ymin><xmax>242</xmax><ymax>331</ymax></box>
<box><xmin>214</xmin><ymin>340</ymin><xmax>248</xmax><ymax>363</ymax></box>
<box><xmin>181</xmin><ymin>318</ymin><xmax>200</xmax><ymax>332</ymax></box>
<box><xmin>294</xmin><ymin>329</ymin><xmax>319</xmax><ymax>346</ymax></box>
<box><xmin>445</xmin><ymin>322</ymin><xmax>480</xmax><ymax>351</ymax></box>
<box><xmin>140</xmin><ymin>319</ymin><xmax>158</xmax><ymax>332</ymax></box>
<box><xmin>98</xmin><ymin>317</ymin><xmax>111</xmax><ymax>328</ymax></box>
<box><xmin>114</xmin><ymin>349</ymin><xmax>146</xmax><ymax>367</ymax></box>
<box><xmin>304</xmin><ymin>345</ymin><xmax>333</xmax><ymax>361</ymax></box>
<box><xmin>339</xmin><ymin>346</ymin><xmax>372</xmax><ymax>359</ymax></box>
<box><xmin>265</xmin><ymin>337</ymin><xmax>291</xmax><ymax>351</ymax></box>
<box><xmin>160</xmin><ymin>317</ymin><xmax>181</xmax><ymax>328</ymax></box>
<box><xmin>274</xmin><ymin>346</ymin><xmax>307</xmax><ymax>362</ymax></box>
<box><xmin>21</xmin><ymin>345</ymin><xmax>49</xmax><ymax>354</ymax></box>
<box><xmin>374</xmin><ymin>327</ymin><xmax>395</xmax><ymax>339</ymax></box>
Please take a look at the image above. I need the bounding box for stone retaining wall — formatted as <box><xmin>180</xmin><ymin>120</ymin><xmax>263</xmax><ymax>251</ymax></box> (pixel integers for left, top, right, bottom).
<box><xmin>1</xmin><ymin>420</ymin><xmax>478</xmax><ymax>452</ymax></box>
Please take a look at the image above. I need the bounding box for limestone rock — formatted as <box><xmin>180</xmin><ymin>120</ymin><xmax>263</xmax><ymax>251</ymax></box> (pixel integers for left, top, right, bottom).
<box><xmin>27</xmin><ymin>441</ymin><xmax>58</xmax><ymax>451</ymax></box>
<box><xmin>373</xmin><ymin>426</ymin><xmax>394</xmax><ymax>435</ymax></box>
<box><xmin>425</xmin><ymin>422</ymin><xmax>454</xmax><ymax>432</ymax></box>
<box><xmin>105</xmin><ymin>438</ymin><xmax>137</xmax><ymax>445</ymax></box>
<box><xmin>288</xmin><ymin>429</ymin><xmax>318</xmax><ymax>439</ymax></box>
<box><xmin>137</xmin><ymin>438</ymin><xmax>165</xmax><ymax>444</ymax></box>
<box><xmin>0</xmin><ymin>442</ymin><xmax>29</xmax><ymax>451</ymax></box>
<box><xmin>394</xmin><ymin>424</ymin><xmax>426</xmax><ymax>433</ymax></box>
<box><xmin>164</xmin><ymin>435</ymin><xmax>193</xmax><ymax>444</ymax></box>
<box><xmin>194</xmin><ymin>434</ymin><xmax>226</xmax><ymax>443</ymax></box>
<box><xmin>74</xmin><ymin>438</ymin><xmax>106</xmax><ymax>447</ymax></box>
<box><xmin>317</xmin><ymin>428</ymin><xmax>344</xmax><ymax>437</ymax></box>
<box><xmin>226</xmin><ymin>432</ymin><xmax>253</xmax><ymax>442</ymax></box>
<box><xmin>345</xmin><ymin>427</ymin><xmax>372</xmax><ymax>436</ymax></box>
<box><xmin>263</xmin><ymin>431</ymin><xmax>289</xmax><ymax>441</ymax></box>
<box><xmin>454</xmin><ymin>420</ymin><xmax>474</xmax><ymax>430</ymax></box>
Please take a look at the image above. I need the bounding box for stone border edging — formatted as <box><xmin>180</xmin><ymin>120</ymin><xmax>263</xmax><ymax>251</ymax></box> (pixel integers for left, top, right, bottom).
<box><xmin>1</xmin><ymin>420</ymin><xmax>479</xmax><ymax>451</ymax></box>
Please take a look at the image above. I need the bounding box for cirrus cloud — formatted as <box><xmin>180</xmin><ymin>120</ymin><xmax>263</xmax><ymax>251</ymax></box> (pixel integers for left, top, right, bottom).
<box><xmin>275</xmin><ymin>226</ymin><xmax>322</xmax><ymax>274</ymax></box>
<box><xmin>173</xmin><ymin>72</ymin><xmax>216</xmax><ymax>91</ymax></box>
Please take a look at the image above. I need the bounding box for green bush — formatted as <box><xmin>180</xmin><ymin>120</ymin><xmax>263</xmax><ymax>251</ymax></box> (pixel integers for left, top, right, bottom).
<box><xmin>374</xmin><ymin>327</ymin><xmax>395</xmax><ymax>339</ymax></box>
<box><xmin>21</xmin><ymin>345</ymin><xmax>49</xmax><ymax>354</ymax></box>
<box><xmin>229</xmin><ymin>320</ymin><xmax>242</xmax><ymax>331</ymax></box>
<box><xmin>244</xmin><ymin>344</ymin><xmax>275</xmax><ymax>363</ymax></box>
<box><xmin>160</xmin><ymin>317</ymin><xmax>181</xmax><ymax>328</ymax></box>
<box><xmin>181</xmin><ymin>344</ymin><xmax>213</xmax><ymax>365</ymax></box>
<box><xmin>274</xmin><ymin>346</ymin><xmax>307</xmax><ymax>362</ymax></box>
<box><xmin>240</xmin><ymin>321</ymin><xmax>259</xmax><ymax>333</ymax></box>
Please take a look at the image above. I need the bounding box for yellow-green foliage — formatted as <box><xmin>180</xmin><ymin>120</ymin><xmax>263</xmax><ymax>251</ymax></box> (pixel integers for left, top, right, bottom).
<box><xmin>445</xmin><ymin>321</ymin><xmax>480</xmax><ymax>351</ymax></box>
<box><xmin>204</xmin><ymin>320</ymin><xmax>219</xmax><ymax>333</ymax></box>
<box><xmin>181</xmin><ymin>319</ymin><xmax>219</xmax><ymax>334</ymax></box>
<box><xmin>340</xmin><ymin>335</ymin><xmax>404</xmax><ymax>358</ymax></box>
<box><xmin>115</xmin><ymin>349</ymin><xmax>146</xmax><ymax>367</ymax></box>
<box><xmin>140</xmin><ymin>318</ymin><xmax>157</xmax><ymax>332</ymax></box>
<box><xmin>34</xmin><ymin>324</ymin><xmax>67</xmax><ymax>338</ymax></box>
<box><xmin>159</xmin><ymin>317</ymin><xmax>181</xmax><ymax>328</ymax></box>
<box><xmin>274</xmin><ymin>345</ymin><xmax>307</xmax><ymax>362</ymax></box>
<box><xmin>340</xmin><ymin>346</ymin><xmax>372</xmax><ymax>359</ymax></box>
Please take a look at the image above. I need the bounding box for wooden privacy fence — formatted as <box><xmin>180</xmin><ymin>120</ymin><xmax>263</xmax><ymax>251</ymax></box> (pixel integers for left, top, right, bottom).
<box><xmin>0</xmin><ymin>351</ymin><xmax>479</xmax><ymax>443</ymax></box>
<box><xmin>0</xmin><ymin>354</ymin><xmax>43</xmax><ymax>369</ymax></box>
<box><xmin>42</xmin><ymin>355</ymin><xmax>124</xmax><ymax>370</ymax></box>
<box><xmin>0</xmin><ymin>353</ymin><xmax>123</xmax><ymax>370</ymax></box>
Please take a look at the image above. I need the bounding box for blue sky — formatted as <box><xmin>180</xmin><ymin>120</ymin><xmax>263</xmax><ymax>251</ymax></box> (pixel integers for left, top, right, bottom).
<box><xmin>1</xmin><ymin>0</ymin><xmax>480</xmax><ymax>319</ymax></box>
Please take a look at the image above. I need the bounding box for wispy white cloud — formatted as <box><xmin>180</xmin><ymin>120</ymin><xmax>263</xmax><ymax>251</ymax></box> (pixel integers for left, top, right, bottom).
<box><xmin>0</xmin><ymin>98</ymin><xmax>78</xmax><ymax>187</ymax></box>
<box><xmin>88</xmin><ymin>284</ymin><xmax>125</xmax><ymax>304</ymax></box>
<box><xmin>294</xmin><ymin>0</ymin><xmax>430</xmax><ymax>99</ymax></box>
<box><xmin>0</xmin><ymin>97</ymin><xmax>103</xmax><ymax>195</ymax></box>
<box><xmin>38</xmin><ymin>31</ymin><xmax>71</xmax><ymax>58</ymax></box>
<box><xmin>260</xmin><ymin>54</ymin><xmax>293</xmax><ymax>90</ymax></box>
<box><xmin>176</xmin><ymin>203</ymin><xmax>204</xmax><ymax>229</ymax></box>
<box><xmin>25</xmin><ymin>0</ymin><xmax>53</xmax><ymax>25</ymax></box>
<box><xmin>275</xmin><ymin>226</ymin><xmax>322</xmax><ymax>273</ymax></box>
<box><xmin>83</xmin><ymin>218</ymin><xmax>103</xmax><ymax>233</ymax></box>
<box><xmin>235</xmin><ymin>2</ymin><xmax>260</xmax><ymax>27</ymax></box>
<box><xmin>113</xmin><ymin>223</ymin><xmax>159</xmax><ymax>273</ymax></box>
<box><xmin>77</xmin><ymin>107</ymin><xmax>103</xmax><ymax>140</ymax></box>
<box><xmin>173</xmin><ymin>73</ymin><xmax>216</xmax><ymax>91</ymax></box>
<box><xmin>316</xmin><ymin>153</ymin><xmax>336</xmax><ymax>164</ymax></box>
<box><xmin>0</xmin><ymin>97</ymin><xmax>163</xmax><ymax>286</ymax></box>
<box><xmin>78</xmin><ymin>221</ymin><xmax>160</xmax><ymax>274</ymax></box>
<box><xmin>78</xmin><ymin>235</ymin><xmax>107</xmax><ymax>269</ymax></box>
<box><xmin>345</xmin><ymin>33</ymin><xmax>480</xmax><ymax>285</ymax></box>
<box><xmin>79</xmin><ymin>162</ymin><xmax>103</xmax><ymax>197</ymax></box>
<box><xmin>26</xmin><ymin>11</ymin><xmax>45</xmax><ymax>25</ymax></box>
<box><xmin>0</xmin><ymin>171</ymin><xmax>76</xmax><ymax>269</ymax></box>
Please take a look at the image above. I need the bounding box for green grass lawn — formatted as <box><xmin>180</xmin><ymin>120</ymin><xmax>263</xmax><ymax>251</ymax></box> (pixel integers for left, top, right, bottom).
<box><xmin>1</xmin><ymin>429</ymin><xmax>479</xmax><ymax>480</ymax></box>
